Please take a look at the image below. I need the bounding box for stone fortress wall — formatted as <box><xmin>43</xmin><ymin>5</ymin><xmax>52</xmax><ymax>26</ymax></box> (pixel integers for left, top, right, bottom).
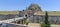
<box><xmin>29</xmin><ymin>15</ymin><xmax>60</xmax><ymax>24</ymax></box>
<box><xmin>27</xmin><ymin>4</ymin><xmax>60</xmax><ymax>24</ymax></box>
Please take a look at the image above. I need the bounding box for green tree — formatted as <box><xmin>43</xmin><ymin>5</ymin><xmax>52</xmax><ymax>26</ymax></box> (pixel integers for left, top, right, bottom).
<box><xmin>40</xmin><ymin>22</ymin><xmax>46</xmax><ymax>27</ymax></box>
<box><xmin>40</xmin><ymin>11</ymin><xmax>51</xmax><ymax>27</ymax></box>
<box><xmin>25</xmin><ymin>18</ymin><xmax>29</xmax><ymax>25</ymax></box>
<box><xmin>44</xmin><ymin>11</ymin><xmax>51</xmax><ymax>27</ymax></box>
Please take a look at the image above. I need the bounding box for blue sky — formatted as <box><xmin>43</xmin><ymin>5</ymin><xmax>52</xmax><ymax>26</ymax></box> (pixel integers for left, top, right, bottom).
<box><xmin>0</xmin><ymin>0</ymin><xmax>60</xmax><ymax>11</ymax></box>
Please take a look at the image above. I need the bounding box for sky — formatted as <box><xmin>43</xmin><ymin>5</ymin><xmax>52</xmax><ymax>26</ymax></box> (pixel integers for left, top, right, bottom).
<box><xmin>0</xmin><ymin>0</ymin><xmax>60</xmax><ymax>11</ymax></box>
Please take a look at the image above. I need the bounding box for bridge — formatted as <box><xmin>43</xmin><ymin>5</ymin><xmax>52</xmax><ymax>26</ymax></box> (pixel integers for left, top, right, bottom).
<box><xmin>0</xmin><ymin>17</ymin><xmax>26</xmax><ymax>24</ymax></box>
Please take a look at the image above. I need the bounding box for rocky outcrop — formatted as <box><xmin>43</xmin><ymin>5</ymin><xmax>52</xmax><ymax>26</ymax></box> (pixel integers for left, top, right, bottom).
<box><xmin>28</xmin><ymin>4</ymin><xmax>42</xmax><ymax>12</ymax></box>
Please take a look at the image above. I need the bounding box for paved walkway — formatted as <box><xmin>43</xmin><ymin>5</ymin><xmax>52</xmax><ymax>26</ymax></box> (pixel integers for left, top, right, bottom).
<box><xmin>6</xmin><ymin>23</ymin><xmax>27</xmax><ymax>27</ymax></box>
<box><xmin>0</xmin><ymin>23</ymin><xmax>27</xmax><ymax>27</ymax></box>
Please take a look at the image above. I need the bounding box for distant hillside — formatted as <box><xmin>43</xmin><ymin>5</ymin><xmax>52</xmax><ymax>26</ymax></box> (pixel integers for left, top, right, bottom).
<box><xmin>0</xmin><ymin>11</ymin><xmax>19</xmax><ymax>15</ymax></box>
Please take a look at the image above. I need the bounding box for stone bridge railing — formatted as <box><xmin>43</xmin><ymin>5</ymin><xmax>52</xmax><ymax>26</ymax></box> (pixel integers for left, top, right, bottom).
<box><xmin>0</xmin><ymin>17</ymin><xmax>26</xmax><ymax>24</ymax></box>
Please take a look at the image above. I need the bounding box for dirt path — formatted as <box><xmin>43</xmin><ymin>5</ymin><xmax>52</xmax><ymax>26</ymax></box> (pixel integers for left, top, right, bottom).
<box><xmin>27</xmin><ymin>23</ymin><xmax>60</xmax><ymax>27</ymax></box>
<box><xmin>28</xmin><ymin>23</ymin><xmax>40</xmax><ymax>27</ymax></box>
<box><xmin>51</xmin><ymin>24</ymin><xmax>60</xmax><ymax>27</ymax></box>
